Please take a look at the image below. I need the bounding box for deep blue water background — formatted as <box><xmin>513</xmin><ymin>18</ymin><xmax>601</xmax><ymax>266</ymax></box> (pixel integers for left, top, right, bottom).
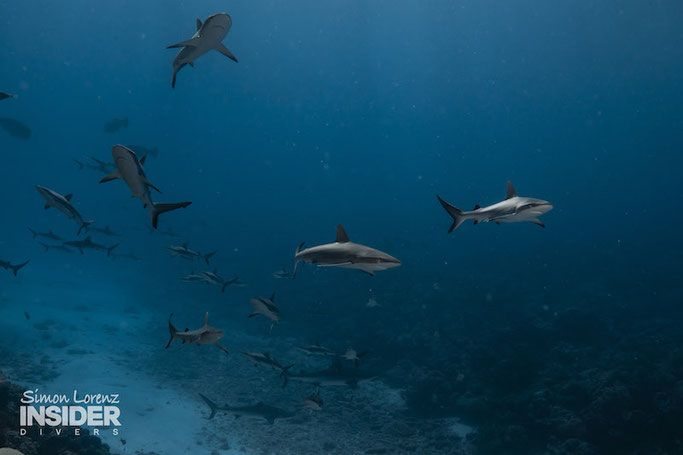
<box><xmin>2</xmin><ymin>1</ymin><xmax>683</xmax><ymax>454</ymax></box>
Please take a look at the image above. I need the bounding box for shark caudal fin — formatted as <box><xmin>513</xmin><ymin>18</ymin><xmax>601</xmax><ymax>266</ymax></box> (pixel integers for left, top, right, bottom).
<box><xmin>204</xmin><ymin>251</ymin><xmax>216</xmax><ymax>265</ymax></box>
<box><xmin>198</xmin><ymin>393</ymin><xmax>219</xmax><ymax>420</ymax></box>
<box><xmin>28</xmin><ymin>228</ymin><xmax>37</xmax><ymax>239</ymax></box>
<box><xmin>10</xmin><ymin>260</ymin><xmax>29</xmax><ymax>277</ymax></box>
<box><xmin>150</xmin><ymin>202</ymin><xmax>192</xmax><ymax>229</ymax></box>
<box><xmin>222</xmin><ymin>276</ymin><xmax>239</xmax><ymax>293</ymax></box>
<box><xmin>78</xmin><ymin>220</ymin><xmax>94</xmax><ymax>235</ymax></box>
<box><xmin>107</xmin><ymin>243</ymin><xmax>119</xmax><ymax>257</ymax></box>
<box><xmin>293</xmin><ymin>242</ymin><xmax>305</xmax><ymax>279</ymax></box>
<box><xmin>436</xmin><ymin>195</ymin><xmax>466</xmax><ymax>233</ymax></box>
<box><xmin>166</xmin><ymin>313</ymin><xmax>179</xmax><ymax>348</ymax></box>
<box><xmin>40</xmin><ymin>242</ymin><xmax>49</xmax><ymax>252</ymax></box>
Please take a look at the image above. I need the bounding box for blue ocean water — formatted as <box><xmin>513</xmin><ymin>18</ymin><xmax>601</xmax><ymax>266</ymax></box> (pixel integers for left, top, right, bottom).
<box><xmin>1</xmin><ymin>1</ymin><xmax>683</xmax><ymax>454</ymax></box>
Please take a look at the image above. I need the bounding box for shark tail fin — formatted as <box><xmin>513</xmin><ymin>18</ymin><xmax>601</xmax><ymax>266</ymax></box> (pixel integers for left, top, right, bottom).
<box><xmin>166</xmin><ymin>313</ymin><xmax>178</xmax><ymax>348</ymax></box>
<box><xmin>204</xmin><ymin>251</ymin><xmax>216</xmax><ymax>265</ymax></box>
<box><xmin>28</xmin><ymin>228</ymin><xmax>37</xmax><ymax>238</ymax></box>
<box><xmin>11</xmin><ymin>260</ymin><xmax>29</xmax><ymax>277</ymax></box>
<box><xmin>198</xmin><ymin>394</ymin><xmax>219</xmax><ymax>420</ymax></box>
<box><xmin>78</xmin><ymin>220</ymin><xmax>94</xmax><ymax>235</ymax></box>
<box><xmin>293</xmin><ymin>242</ymin><xmax>305</xmax><ymax>279</ymax></box>
<box><xmin>222</xmin><ymin>276</ymin><xmax>239</xmax><ymax>293</ymax></box>
<box><xmin>40</xmin><ymin>242</ymin><xmax>49</xmax><ymax>252</ymax></box>
<box><xmin>150</xmin><ymin>202</ymin><xmax>192</xmax><ymax>229</ymax></box>
<box><xmin>436</xmin><ymin>195</ymin><xmax>466</xmax><ymax>233</ymax></box>
<box><xmin>107</xmin><ymin>243</ymin><xmax>119</xmax><ymax>257</ymax></box>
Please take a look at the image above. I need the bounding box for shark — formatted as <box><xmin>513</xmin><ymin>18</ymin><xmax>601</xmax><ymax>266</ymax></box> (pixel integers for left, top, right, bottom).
<box><xmin>273</xmin><ymin>266</ymin><xmax>295</xmax><ymax>279</ymax></box>
<box><xmin>166</xmin><ymin>312</ymin><xmax>229</xmax><ymax>355</ymax></box>
<box><xmin>87</xmin><ymin>225</ymin><xmax>120</xmax><ymax>237</ymax></box>
<box><xmin>35</xmin><ymin>186</ymin><xmax>94</xmax><ymax>235</ymax></box>
<box><xmin>241</xmin><ymin>351</ymin><xmax>294</xmax><ymax>376</ymax></box>
<box><xmin>167</xmin><ymin>13</ymin><xmax>238</xmax><ymax>88</ymax></box>
<box><xmin>342</xmin><ymin>348</ymin><xmax>369</xmax><ymax>368</ymax></box>
<box><xmin>198</xmin><ymin>394</ymin><xmax>294</xmax><ymax>425</ymax></box>
<box><xmin>248</xmin><ymin>293</ymin><xmax>281</xmax><ymax>333</ymax></box>
<box><xmin>0</xmin><ymin>92</ymin><xmax>13</xmax><ymax>101</ymax></box>
<box><xmin>199</xmin><ymin>270</ymin><xmax>239</xmax><ymax>292</ymax></box>
<box><xmin>100</xmin><ymin>145</ymin><xmax>192</xmax><ymax>228</ymax></box>
<box><xmin>437</xmin><ymin>181</ymin><xmax>553</xmax><ymax>231</ymax></box>
<box><xmin>0</xmin><ymin>259</ymin><xmax>29</xmax><ymax>277</ymax></box>
<box><xmin>181</xmin><ymin>272</ymin><xmax>207</xmax><ymax>282</ymax></box>
<box><xmin>40</xmin><ymin>242</ymin><xmax>73</xmax><ymax>254</ymax></box>
<box><xmin>282</xmin><ymin>359</ymin><xmax>376</xmax><ymax>389</ymax></box>
<box><xmin>168</xmin><ymin>243</ymin><xmax>216</xmax><ymax>264</ymax></box>
<box><xmin>303</xmin><ymin>391</ymin><xmax>324</xmax><ymax>412</ymax></box>
<box><xmin>63</xmin><ymin>236</ymin><xmax>119</xmax><ymax>256</ymax></box>
<box><xmin>294</xmin><ymin>225</ymin><xmax>401</xmax><ymax>277</ymax></box>
<box><xmin>297</xmin><ymin>343</ymin><xmax>336</xmax><ymax>357</ymax></box>
<box><xmin>28</xmin><ymin>228</ymin><xmax>62</xmax><ymax>241</ymax></box>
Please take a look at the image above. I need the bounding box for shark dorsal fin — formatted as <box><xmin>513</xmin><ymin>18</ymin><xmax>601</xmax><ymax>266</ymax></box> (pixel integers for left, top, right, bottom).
<box><xmin>506</xmin><ymin>181</ymin><xmax>517</xmax><ymax>200</ymax></box>
<box><xmin>182</xmin><ymin>242</ymin><xmax>188</xmax><ymax>248</ymax></box>
<box><xmin>336</xmin><ymin>224</ymin><xmax>349</xmax><ymax>243</ymax></box>
<box><xmin>204</xmin><ymin>312</ymin><xmax>209</xmax><ymax>327</ymax></box>
<box><xmin>474</xmin><ymin>204</ymin><xmax>481</xmax><ymax>210</ymax></box>
<box><xmin>65</xmin><ymin>193</ymin><xmax>73</xmax><ymax>201</ymax></box>
<box><xmin>140</xmin><ymin>155</ymin><xmax>147</xmax><ymax>165</ymax></box>
<box><xmin>196</xmin><ymin>18</ymin><xmax>202</xmax><ymax>30</ymax></box>
<box><xmin>270</xmin><ymin>293</ymin><xmax>275</xmax><ymax>302</ymax></box>
<box><xmin>264</xmin><ymin>351</ymin><xmax>271</xmax><ymax>358</ymax></box>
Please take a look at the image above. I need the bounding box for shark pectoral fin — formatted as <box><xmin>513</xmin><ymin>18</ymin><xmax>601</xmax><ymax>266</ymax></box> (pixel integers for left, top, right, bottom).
<box><xmin>189</xmin><ymin>61</ymin><xmax>194</xmax><ymax>68</ymax></box>
<box><xmin>530</xmin><ymin>218</ymin><xmax>546</xmax><ymax>228</ymax></box>
<box><xmin>100</xmin><ymin>171</ymin><xmax>121</xmax><ymax>183</ymax></box>
<box><xmin>166</xmin><ymin>37</ymin><xmax>199</xmax><ymax>49</ymax></box>
<box><xmin>248</xmin><ymin>313</ymin><xmax>257</xmax><ymax>318</ymax></box>
<box><xmin>473</xmin><ymin>220</ymin><xmax>479</xmax><ymax>225</ymax></box>
<box><xmin>215</xmin><ymin>343</ymin><xmax>229</xmax><ymax>355</ymax></box>
<box><xmin>214</xmin><ymin>43</ymin><xmax>238</xmax><ymax>62</ymax></box>
<box><xmin>359</xmin><ymin>267</ymin><xmax>375</xmax><ymax>276</ymax></box>
<box><xmin>44</xmin><ymin>203</ymin><xmax>51</xmax><ymax>210</ymax></box>
<box><xmin>142</xmin><ymin>177</ymin><xmax>162</xmax><ymax>193</ymax></box>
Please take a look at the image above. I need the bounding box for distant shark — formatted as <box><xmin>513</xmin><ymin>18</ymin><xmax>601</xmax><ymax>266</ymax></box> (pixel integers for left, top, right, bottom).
<box><xmin>198</xmin><ymin>394</ymin><xmax>294</xmax><ymax>425</ymax></box>
<box><xmin>87</xmin><ymin>225</ymin><xmax>120</xmax><ymax>237</ymax></box>
<box><xmin>166</xmin><ymin>312</ymin><xmax>229</xmax><ymax>355</ymax></box>
<box><xmin>294</xmin><ymin>225</ymin><xmax>401</xmax><ymax>277</ymax></box>
<box><xmin>167</xmin><ymin>13</ymin><xmax>238</xmax><ymax>88</ymax></box>
<box><xmin>273</xmin><ymin>266</ymin><xmax>295</xmax><ymax>279</ymax></box>
<box><xmin>28</xmin><ymin>228</ymin><xmax>62</xmax><ymax>241</ymax></box>
<box><xmin>40</xmin><ymin>242</ymin><xmax>73</xmax><ymax>254</ymax></box>
<box><xmin>282</xmin><ymin>359</ymin><xmax>376</xmax><ymax>389</ymax></box>
<box><xmin>100</xmin><ymin>145</ymin><xmax>191</xmax><ymax>228</ymax></box>
<box><xmin>248</xmin><ymin>293</ymin><xmax>281</xmax><ymax>333</ymax></box>
<box><xmin>199</xmin><ymin>270</ymin><xmax>239</xmax><ymax>293</ymax></box>
<box><xmin>35</xmin><ymin>186</ymin><xmax>94</xmax><ymax>235</ymax></box>
<box><xmin>168</xmin><ymin>243</ymin><xmax>215</xmax><ymax>264</ymax></box>
<box><xmin>63</xmin><ymin>236</ymin><xmax>119</xmax><ymax>256</ymax></box>
<box><xmin>437</xmin><ymin>181</ymin><xmax>553</xmax><ymax>231</ymax></box>
<box><xmin>0</xmin><ymin>259</ymin><xmax>29</xmax><ymax>277</ymax></box>
<box><xmin>241</xmin><ymin>351</ymin><xmax>294</xmax><ymax>376</ymax></box>
<box><xmin>297</xmin><ymin>343</ymin><xmax>336</xmax><ymax>357</ymax></box>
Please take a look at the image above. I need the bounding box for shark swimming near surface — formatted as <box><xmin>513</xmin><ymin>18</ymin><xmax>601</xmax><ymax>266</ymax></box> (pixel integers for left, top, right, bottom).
<box><xmin>294</xmin><ymin>225</ymin><xmax>401</xmax><ymax>277</ymax></box>
<box><xmin>62</xmin><ymin>236</ymin><xmax>119</xmax><ymax>256</ymax></box>
<box><xmin>35</xmin><ymin>186</ymin><xmax>94</xmax><ymax>235</ymax></box>
<box><xmin>167</xmin><ymin>13</ymin><xmax>238</xmax><ymax>88</ymax></box>
<box><xmin>100</xmin><ymin>145</ymin><xmax>191</xmax><ymax>228</ymax></box>
<box><xmin>166</xmin><ymin>312</ymin><xmax>229</xmax><ymax>355</ymax></box>
<box><xmin>248</xmin><ymin>293</ymin><xmax>281</xmax><ymax>333</ymax></box>
<box><xmin>0</xmin><ymin>259</ymin><xmax>29</xmax><ymax>276</ymax></box>
<box><xmin>437</xmin><ymin>181</ymin><xmax>553</xmax><ymax>231</ymax></box>
<box><xmin>198</xmin><ymin>394</ymin><xmax>294</xmax><ymax>424</ymax></box>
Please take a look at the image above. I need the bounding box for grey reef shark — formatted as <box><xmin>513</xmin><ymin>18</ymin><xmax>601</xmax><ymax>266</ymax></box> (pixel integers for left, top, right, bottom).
<box><xmin>241</xmin><ymin>351</ymin><xmax>294</xmax><ymax>377</ymax></box>
<box><xmin>282</xmin><ymin>359</ymin><xmax>376</xmax><ymax>389</ymax></box>
<box><xmin>0</xmin><ymin>259</ymin><xmax>29</xmax><ymax>277</ymax></box>
<box><xmin>168</xmin><ymin>243</ymin><xmax>216</xmax><ymax>264</ymax></box>
<box><xmin>199</xmin><ymin>394</ymin><xmax>294</xmax><ymax>425</ymax></box>
<box><xmin>63</xmin><ymin>236</ymin><xmax>119</xmax><ymax>256</ymax></box>
<box><xmin>248</xmin><ymin>293</ymin><xmax>281</xmax><ymax>334</ymax></box>
<box><xmin>437</xmin><ymin>181</ymin><xmax>553</xmax><ymax>232</ymax></box>
<box><xmin>100</xmin><ymin>145</ymin><xmax>191</xmax><ymax>228</ymax></box>
<box><xmin>166</xmin><ymin>312</ymin><xmax>229</xmax><ymax>355</ymax></box>
<box><xmin>28</xmin><ymin>228</ymin><xmax>62</xmax><ymax>241</ymax></box>
<box><xmin>167</xmin><ymin>13</ymin><xmax>238</xmax><ymax>88</ymax></box>
<box><xmin>294</xmin><ymin>224</ymin><xmax>401</xmax><ymax>277</ymax></box>
<box><xmin>199</xmin><ymin>270</ymin><xmax>239</xmax><ymax>293</ymax></box>
<box><xmin>35</xmin><ymin>186</ymin><xmax>94</xmax><ymax>235</ymax></box>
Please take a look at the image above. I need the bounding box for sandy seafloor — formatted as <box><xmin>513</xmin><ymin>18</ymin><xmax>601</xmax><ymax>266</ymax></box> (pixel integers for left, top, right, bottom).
<box><xmin>0</xmin><ymin>260</ymin><xmax>473</xmax><ymax>455</ymax></box>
